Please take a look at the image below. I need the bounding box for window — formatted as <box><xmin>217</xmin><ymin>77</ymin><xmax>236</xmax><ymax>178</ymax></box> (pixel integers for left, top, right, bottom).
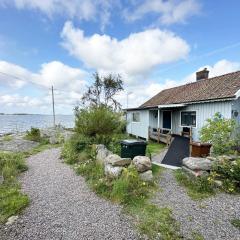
<box><xmin>181</xmin><ymin>111</ymin><xmax>196</xmax><ymax>127</ymax></box>
<box><xmin>132</xmin><ymin>112</ymin><xmax>140</xmax><ymax>122</ymax></box>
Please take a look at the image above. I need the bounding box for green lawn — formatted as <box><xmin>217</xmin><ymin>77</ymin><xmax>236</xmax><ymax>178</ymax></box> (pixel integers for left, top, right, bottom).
<box><xmin>147</xmin><ymin>141</ymin><xmax>166</xmax><ymax>158</ymax></box>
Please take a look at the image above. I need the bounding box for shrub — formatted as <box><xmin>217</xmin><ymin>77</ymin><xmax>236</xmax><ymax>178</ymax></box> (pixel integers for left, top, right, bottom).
<box><xmin>75</xmin><ymin>105</ymin><xmax>126</xmax><ymax>146</ymax></box>
<box><xmin>25</xmin><ymin>127</ymin><xmax>41</xmax><ymax>142</ymax></box>
<box><xmin>200</xmin><ymin>112</ymin><xmax>236</xmax><ymax>155</ymax></box>
<box><xmin>210</xmin><ymin>158</ymin><xmax>240</xmax><ymax>193</ymax></box>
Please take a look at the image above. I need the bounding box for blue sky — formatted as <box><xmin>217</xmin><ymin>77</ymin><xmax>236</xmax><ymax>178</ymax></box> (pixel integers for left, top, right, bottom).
<box><xmin>0</xmin><ymin>0</ymin><xmax>240</xmax><ymax>114</ymax></box>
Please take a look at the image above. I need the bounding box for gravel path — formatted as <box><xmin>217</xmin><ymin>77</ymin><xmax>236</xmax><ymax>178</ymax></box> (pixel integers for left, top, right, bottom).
<box><xmin>1</xmin><ymin>148</ymin><xmax>139</xmax><ymax>240</ymax></box>
<box><xmin>152</xmin><ymin>169</ymin><xmax>240</xmax><ymax>240</ymax></box>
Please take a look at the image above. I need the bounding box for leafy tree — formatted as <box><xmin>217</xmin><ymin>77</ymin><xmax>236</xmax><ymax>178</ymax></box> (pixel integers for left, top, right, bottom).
<box><xmin>200</xmin><ymin>112</ymin><xmax>236</xmax><ymax>155</ymax></box>
<box><xmin>81</xmin><ymin>72</ymin><xmax>123</xmax><ymax>110</ymax></box>
<box><xmin>74</xmin><ymin>105</ymin><xmax>126</xmax><ymax>145</ymax></box>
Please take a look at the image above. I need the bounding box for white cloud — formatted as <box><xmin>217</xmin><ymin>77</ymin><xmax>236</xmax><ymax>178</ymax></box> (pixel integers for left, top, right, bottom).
<box><xmin>124</xmin><ymin>59</ymin><xmax>240</xmax><ymax>108</ymax></box>
<box><xmin>1</xmin><ymin>0</ymin><xmax>118</xmax><ymax>31</ymax></box>
<box><xmin>61</xmin><ymin>21</ymin><xmax>190</xmax><ymax>82</ymax></box>
<box><xmin>124</xmin><ymin>0</ymin><xmax>201</xmax><ymax>25</ymax></box>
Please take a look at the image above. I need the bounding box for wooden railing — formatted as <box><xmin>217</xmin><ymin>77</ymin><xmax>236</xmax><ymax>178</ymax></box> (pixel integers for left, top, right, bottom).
<box><xmin>148</xmin><ymin>127</ymin><xmax>172</xmax><ymax>146</ymax></box>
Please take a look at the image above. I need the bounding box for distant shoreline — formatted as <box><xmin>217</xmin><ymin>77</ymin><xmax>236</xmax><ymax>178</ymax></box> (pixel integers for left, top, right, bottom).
<box><xmin>0</xmin><ymin>113</ymin><xmax>73</xmax><ymax>116</ymax></box>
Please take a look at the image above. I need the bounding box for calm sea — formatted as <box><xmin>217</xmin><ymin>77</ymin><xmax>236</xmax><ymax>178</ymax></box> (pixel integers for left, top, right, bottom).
<box><xmin>0</xmin><ymin>115</ymin><xmax>74</xmax><ymax>134</ymax></box>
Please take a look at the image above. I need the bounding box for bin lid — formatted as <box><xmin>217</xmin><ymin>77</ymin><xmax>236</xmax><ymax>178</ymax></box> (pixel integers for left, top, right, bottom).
<box><xmin>120</xmin><ymin>139</ymin><xmax>147</xmax><ymax>145</ymax></box>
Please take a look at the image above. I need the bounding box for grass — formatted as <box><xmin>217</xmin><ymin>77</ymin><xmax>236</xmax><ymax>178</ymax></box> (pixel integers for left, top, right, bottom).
<box><xmin>174</xmin><ymin>169</ymin><xmax>215</xmax><ymax>200</ymax></box>
<box><xmin>191</xmin><ymin>231</ymin><xmax>204</xmax><ymax>240</ymax></box>
<box><xmin>0</xmin><ymin>152</ymin><xmax>29</xmax><ymax>223</ymax></box>
<box><xmin>231</xmin><ymin>219</ymin><xmax>240</xmax><ymax>229</ymax></box>
<box><xmin>1</xmin><ymin>135</ymin><xmax>13</xmax><ymax>142</ymax></box>
<box><xmin>63</xmin><ymin>138</ymin><xmax>181</xmax><ymax>239</ymax></box>
<box><xmin>146</xmin><ymin>141</ymin><xmax>166</xmax><ymax>159</ymax></box>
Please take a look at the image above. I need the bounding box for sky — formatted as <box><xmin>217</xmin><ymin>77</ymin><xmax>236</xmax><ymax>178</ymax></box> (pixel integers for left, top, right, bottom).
<box><xmin>0</xmin><ymin>0</ymin><xmax>240</xmax><ymax>114</ymax></box>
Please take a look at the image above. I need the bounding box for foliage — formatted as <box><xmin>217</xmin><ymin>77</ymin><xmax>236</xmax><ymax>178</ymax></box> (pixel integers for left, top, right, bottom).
<box><xmin>0</xmin><ymin>152</ymin><xmax>29</xmax><ymax>223</ymax></box>
<box><xmin>25</xmin><ymin>127</ymin><xmax>42</xmax><ymax>142</ymax></box>
<box><xmin>209</xmin><ymin>158</ymin><xmax>240</xmax><ymax>193</ymax></box>
<box><xmin>175</xmin><ymin>170</ymin><xmax>215</xmax><ymax>200</ymax></box>
<box><xmin>75</xmin><ymin>106</ymin><xmax>126</xmax><ymax>146</ymax></box>
<box><xmin>200</xmin><ymin>112</ymin><xmax>236</xmax><ymax>155</ymax></box>
<box><xmin>231</xmin><ymin>219</ymin><xmax>240</xmax><ymax>229</ymax></box>
<box><xmin>81</xmin><ymin>72</ymin><xmax>123</xmax><ymax>110</ymax></box>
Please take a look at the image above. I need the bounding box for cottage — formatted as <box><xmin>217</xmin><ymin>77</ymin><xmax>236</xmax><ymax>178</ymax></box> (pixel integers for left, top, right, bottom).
<box><xmin>126</xmin><ymin>69</ymin><xmax>240</xmax><ymax>143</ymax></box>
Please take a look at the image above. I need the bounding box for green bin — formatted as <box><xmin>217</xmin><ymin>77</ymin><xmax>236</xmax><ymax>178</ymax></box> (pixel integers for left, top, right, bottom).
<box><xmin>120</xmin><ymin>139</ymin><xmax>147</xmax><ymax>159</ymax></box>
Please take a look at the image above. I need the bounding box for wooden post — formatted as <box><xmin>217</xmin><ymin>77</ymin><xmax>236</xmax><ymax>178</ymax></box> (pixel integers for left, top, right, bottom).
<box><xmin>157</xmin><ymin>128</ymin><xmax>160</xmax><ymax>143</ymax></box>
<box><xmin>189</xmin><ymin>127</ymin><xmax>193</xmax><ymax>156</ymax></box>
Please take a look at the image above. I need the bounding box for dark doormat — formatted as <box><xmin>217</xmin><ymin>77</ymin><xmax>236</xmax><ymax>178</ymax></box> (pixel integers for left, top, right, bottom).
<box><xmin>161</xmin><ymin>135</ymin><xmax>190</xmax><ymax>167</ymax></box>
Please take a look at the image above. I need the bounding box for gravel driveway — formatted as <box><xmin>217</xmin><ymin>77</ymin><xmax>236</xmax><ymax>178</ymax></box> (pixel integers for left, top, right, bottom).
<box><xmin>1</xmin><ymin>148</ymin><xmax>139</xmax><ymax>240</ymax></box>
<box><xmin>152</xmin><ymin>169</ymin><xmax>240</xmax><ymax>240</ymax></box>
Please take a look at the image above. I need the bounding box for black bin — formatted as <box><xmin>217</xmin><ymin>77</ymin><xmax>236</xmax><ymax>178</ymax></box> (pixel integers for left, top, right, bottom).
<box><xmin>120</xmin><ymin>139</ymin><xmax>147</xmax><ymax>159</ymax></box>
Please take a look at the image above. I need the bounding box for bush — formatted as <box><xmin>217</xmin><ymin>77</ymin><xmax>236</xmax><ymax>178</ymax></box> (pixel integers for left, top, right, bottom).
<box><xmin>25</xmin><ymin>127</ymin><xmax>41</xmax><ymax>142</ymax></box>
<box><xmin>200</xmin><ymin>112</ymin><xmax>236</xmax><ymax>155</ymax></box>
<box><xmin>75</xmin><ymin>105</ymin><xmax>126</xmax><ymax>146</ymax></box>
<box><xmin>210</xmin><ymin>158</ymin><xmax>240</xmax><ymax>193</ymax></box>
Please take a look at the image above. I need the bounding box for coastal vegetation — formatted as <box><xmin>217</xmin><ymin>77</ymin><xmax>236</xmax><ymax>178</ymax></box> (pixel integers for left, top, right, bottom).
<box><xmin>0</xmin><ymin>152</ymin><xmax>29</xmax><ymax>223</ymax></box>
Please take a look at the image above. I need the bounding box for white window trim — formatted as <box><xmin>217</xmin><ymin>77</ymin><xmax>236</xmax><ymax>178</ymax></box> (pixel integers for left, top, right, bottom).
<box><xmin>132</xmin><ymin>111</ymin><xmax>141</xmax><ymax>123</ymax></box>
<box><xmin>180</xmin><ymin>110</ymin><xmax>197</xmax><ymax>128</ymax></box>
<box><xmin>161</xmin><ymin>110</ymin><xmax>172</xmax><ymax>130</ymax></box>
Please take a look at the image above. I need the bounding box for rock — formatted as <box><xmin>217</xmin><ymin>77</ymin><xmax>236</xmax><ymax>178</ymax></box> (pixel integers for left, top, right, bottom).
<box><xmin>132</xmin><ymin>156</ymin><xmax>152</xmax><ymax>173</ymax></box>
<box><xmin>49</xmin><ymin>136</ymin><xmax>57</xmax><ymax>144</ymax></box>
<box><xmin>182</xmin><ymin>166</ymin><xmax>209</xmax><ymax>177</ymax></box>
<box><xmin>6</xmin><ymin>215</ymin><xmax>18</xmax><ymax>225</ymax></box>
<box><xmin>96</xmin><ymin>145</ymin><xmax>112</xmax><ymax>164</ymax></box>
<box><xmin>182</xmin><ymin>157</ymin><xmax>212</xmax><ymax>171</ymax></box>
<box><xmin>206</xmin><ymin>156</ymin><xmax>218</xmax><ymax>162</ymax></box>
<box><xmin>217</xmin><ymin>155</ymin><xmax>239</xmax><ymax>161</ymax></box>
<box><xmin>104</xmin><ymin>164</ymin><xmax>123</xmax><ymax>178</ymax></box>
<box><xmin>139</xmin><ymin>170</ymin><xmax>153</xmax><ymax>182</ymax></box>
<box><xmin>214</xmin><ymin>180</ymin><xmax>223</xmax><ymax>187</ymax></box>
<box><xmin>105</xmin><ymin>154</ymin><xmax>131</xmax><ymax>166</ymax></box>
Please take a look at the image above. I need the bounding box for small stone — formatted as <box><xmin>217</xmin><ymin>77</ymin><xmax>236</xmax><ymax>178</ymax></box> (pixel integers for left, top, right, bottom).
<box><xmin>105</xmin><ymin>154</ymin><xmax>131</xmax><ymax>166</ymax></box>
<box><xmin>182</xmin><ymin>166</ymin><xmax>209</xmax><ymax>177</ymax></box>
<box><xmin>132</xmin><ymin>156</ymin><xmax>152</xmax><ymax>173</ymax></box>
<box><xmin>182</xmin><ymin>157</ymin><xmax>212</xmax><ymax>171</ymax></box>
<box><xmin>104</xmin><ymin>164</ymin><xmax>123</xmax><ymax>178</ymax></box>
<box><xmin>139</xmin><ymin>170</ymin><xmax>153</xmax><ymax>182</ymax></box>
<box><xmin>6</xmin><ymin>215</ymin><xmax>18</xmax><ymax>225</ymax></box>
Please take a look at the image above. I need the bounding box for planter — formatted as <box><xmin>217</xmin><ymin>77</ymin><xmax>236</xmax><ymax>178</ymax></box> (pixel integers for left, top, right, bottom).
<box><xmin>190</xmin><ymin>142</ymin><xmax>212</xmax><ymax>157</ymax></box>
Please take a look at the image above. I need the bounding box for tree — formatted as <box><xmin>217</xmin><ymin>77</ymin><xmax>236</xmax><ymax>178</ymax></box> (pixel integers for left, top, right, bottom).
<box><xmin>81</xmin><ymin>72</ymin><xmax>123</xmax><ymax>110</ymax></box>
<box><xmin>200</xmin><ymin>112</ymin><xmax>236</xmax><ymax>155</ymax></box>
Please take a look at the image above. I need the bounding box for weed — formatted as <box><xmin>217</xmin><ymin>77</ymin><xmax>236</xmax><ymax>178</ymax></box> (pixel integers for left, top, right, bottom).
<box><xmin>231</xmin><ymin>219</ymin><xmax>240</xmax><ymax>229</ymax></box>
<box><xmin>174</xmin><ymin>170</ymin><xmax>215</xmax><ymax>200</ymax></box>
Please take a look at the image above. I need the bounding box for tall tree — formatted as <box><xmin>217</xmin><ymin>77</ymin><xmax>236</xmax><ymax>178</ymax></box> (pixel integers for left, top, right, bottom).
<box><xmin>81</xmin><ymin>72</ymin><xmax>123</xmax><ymax>110</ymax></box>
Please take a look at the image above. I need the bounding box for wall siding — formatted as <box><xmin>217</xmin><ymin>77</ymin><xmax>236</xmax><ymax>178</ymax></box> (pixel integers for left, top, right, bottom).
<box><xmin>172</xmin><ymin>101</ymin><xmax>233</xmax><ymax>141</ymax></box>
<box><xmin>231</xmin><ymin>97</ymin><xmax>240</xmax><ymax>125</ymax></box>
<box><xmin>127</xmin><ymin>110</ymin><xmax>149</xmax><ymax>139</ymax></box>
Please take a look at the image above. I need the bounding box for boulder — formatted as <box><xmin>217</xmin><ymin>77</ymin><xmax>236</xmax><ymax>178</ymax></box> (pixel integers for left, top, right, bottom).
<box><xmin>206</xmin><ymin>156</ymin><xmax>218</xmax><ymax>162</ymax></box>
<box><xmin>182</xmin><ymin>157</ymin><xmax>212</xmax><ymax>171</ymax></box>
<box><xmin>132</xmin><ymin>156</ymin><xmax>152</xmax><ymax>173</ymax></box>
<box><xmin>105</xmin><ymin>154</ymin><xmax>131</xmax><ymax>166</ymax></box>
<box><xmin>182</xmin><ymin>166</ymin><xmax>209</xmax><ymax>177</ymax></box>
<box><xmin>96</xmin><ymin>145</ymin><xmax>112</xmax><ymax>164</ymax></box>
<box><xmin>139</xmin><ymin>170</ymin><xmax>153</xmax><ymax>182</ymax></box>
<box><xmin>104</xmin><ymin>164</ymin><xmax>123</xmax><ymax>178</ymax></box>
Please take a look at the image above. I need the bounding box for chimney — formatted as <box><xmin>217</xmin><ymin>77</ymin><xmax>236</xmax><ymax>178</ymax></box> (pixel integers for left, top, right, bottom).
<box><xmin>196</xmin><ymin>68</ymin><xmax>209</xmax><ymax>81</ymax></box>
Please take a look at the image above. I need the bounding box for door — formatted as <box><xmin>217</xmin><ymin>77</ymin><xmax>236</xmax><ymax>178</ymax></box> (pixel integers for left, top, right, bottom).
<box><xmin>162</xmin><ymin>111</ymin><xmax>172</xmax><ymax>129</ymax></box>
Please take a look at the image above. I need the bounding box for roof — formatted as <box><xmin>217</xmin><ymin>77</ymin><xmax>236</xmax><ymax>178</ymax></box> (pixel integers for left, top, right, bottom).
<box><xmin>140</xmin><ymin>70</ymin><xmax>240</xmax><ymax>108</ymax></box>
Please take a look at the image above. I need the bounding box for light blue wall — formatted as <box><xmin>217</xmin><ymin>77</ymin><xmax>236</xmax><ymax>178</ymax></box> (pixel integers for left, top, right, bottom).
<box><xmin>127</xmin><ymin>110</ymin><xmax>149</xmax><ymax>139</ymax></box>
<box><xmin>127</xmin><ymin>100</ymin><xmax>234</xmax><ymax>141</ymax></box>
<box><xmin>172</xmin><ymin>100</ymin><xmax>233</xmax><ymax>141</ymax></box>
<box><xmin>231</xmin><ymin>97</ymin><xmax>240</xmax><ymax>125</ymax></box>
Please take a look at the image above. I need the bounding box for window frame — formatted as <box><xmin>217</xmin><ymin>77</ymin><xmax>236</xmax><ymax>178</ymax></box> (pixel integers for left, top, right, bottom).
<box><xmin>180</xmin><ymin>110</ymin><xmax>197</xmax><ymax>128</ymax></box>
<box><xmin>132</xmin><ymin>112</ymin><xmax>141</xmax><ymax>123</ymax></box>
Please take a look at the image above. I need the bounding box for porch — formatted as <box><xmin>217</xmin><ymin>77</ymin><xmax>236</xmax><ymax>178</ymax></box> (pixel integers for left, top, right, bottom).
<box><xmin>148</xmin><ymin>106</ymin><xmax>193</xmax><ymax>145</ymax></box>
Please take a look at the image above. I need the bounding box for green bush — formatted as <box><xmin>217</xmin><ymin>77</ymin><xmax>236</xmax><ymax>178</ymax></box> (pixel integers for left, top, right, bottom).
<box><xmin>200</xmin><ymin>112</ymin><xmax>236</xmax><ymax>155</ymax></box>
<box><xmin>0</xmin><ymin>152</ymin><xmax>29</xmax><ymax>222</ymax></box>
<box><xmin>210</xmin><ymin>158</ymin><xmax>240</xmax><ymax>193</ymax></box>
<box><xmin>75</xmin><ymin>105</ymin><xmax>126</xmax><ymax>146</ymax></box>
<box><xmin>25</xmin><ymin>127</ymin><xmax>41</xmax><ymax>142</ymax></box>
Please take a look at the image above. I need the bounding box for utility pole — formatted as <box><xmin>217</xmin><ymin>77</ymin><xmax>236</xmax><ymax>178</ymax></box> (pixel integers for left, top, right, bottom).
<box><xmin>51</xmin><ymin>86</ymin><xmax>56</xmax><ymax>128</ymax></box>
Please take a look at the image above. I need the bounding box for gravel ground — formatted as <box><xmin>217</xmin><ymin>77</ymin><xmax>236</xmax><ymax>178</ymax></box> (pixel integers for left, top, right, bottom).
<box><xmin>152</xmin><ymin>169</ymin><xmax>240</xmax><ymax>240</ymax></box>
<box><xmin>0</xmin><ymin>148</ymin><xmax>139</xmax><ymax>240</ymax></box>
